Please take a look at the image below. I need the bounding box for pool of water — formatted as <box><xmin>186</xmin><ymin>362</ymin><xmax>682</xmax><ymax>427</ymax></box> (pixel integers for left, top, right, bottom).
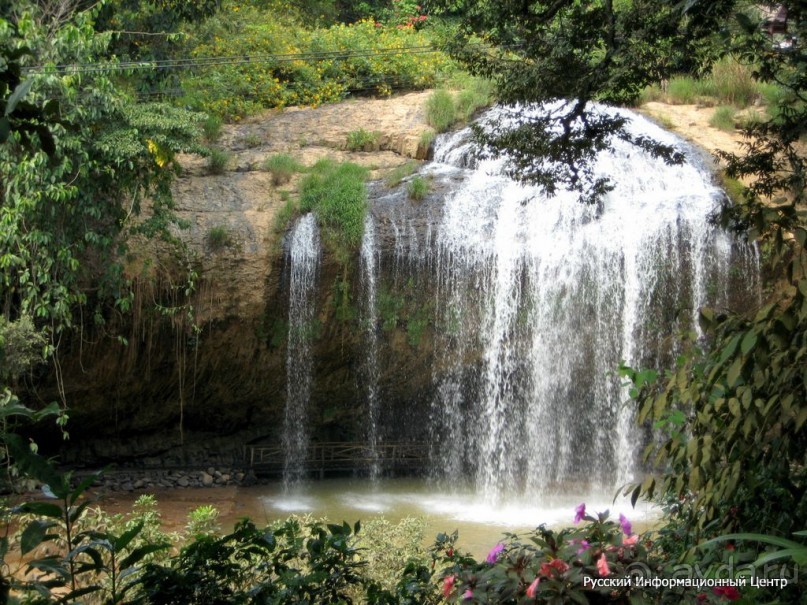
<box><xmin>251</xmin><ymin>477</ymin><xmax>659</xmax><ymax>556</ymax></box>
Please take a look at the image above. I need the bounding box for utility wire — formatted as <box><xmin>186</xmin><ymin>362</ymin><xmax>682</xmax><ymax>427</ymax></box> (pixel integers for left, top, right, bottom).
<box><xmin>22</xmin><ymin>45</ymin><xmax>445</xmax><ymax>74</ymax></box>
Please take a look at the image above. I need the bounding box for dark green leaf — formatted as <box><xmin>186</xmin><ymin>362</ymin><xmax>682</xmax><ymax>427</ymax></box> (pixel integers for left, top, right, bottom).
<box><xmin>20</xmin><ymin>520</ymin><xmax>56</xmax><ymax>555</ymax></box>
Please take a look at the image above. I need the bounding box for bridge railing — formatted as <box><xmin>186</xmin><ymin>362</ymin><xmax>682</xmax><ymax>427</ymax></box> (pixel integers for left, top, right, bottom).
<box><xmin>245</xmin><ymin>442</ymin><xmax>428</xmax><ymax>474</ymax></box>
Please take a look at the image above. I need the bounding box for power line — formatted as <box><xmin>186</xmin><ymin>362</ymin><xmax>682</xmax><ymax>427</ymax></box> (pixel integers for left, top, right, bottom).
<box><xmin>23</xmin><ymin>45</ymin><xmax>445</xmax><ymax>75</ymax></box>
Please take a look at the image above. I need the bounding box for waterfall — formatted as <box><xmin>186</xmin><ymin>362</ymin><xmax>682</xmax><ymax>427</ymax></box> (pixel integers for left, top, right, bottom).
<box><xmin>283</xmin><ymin>214</ymin><xmax>320</xmax><ymax>486</ymax></box>
<box><xmin>360</xmin><ymin>214</ymin><xmax>381</xmax><ymax>479</ymax></box>
<box><xmin>424</xmin><ymin>105</ymin><xmax>759</xmax><ymax>499</ymax></box>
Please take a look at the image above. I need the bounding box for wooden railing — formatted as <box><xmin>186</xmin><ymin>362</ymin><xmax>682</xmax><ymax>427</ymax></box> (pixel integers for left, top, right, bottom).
<box><xmin>245</xmin><ymin>442</ymin><xmax>428</xmax><ymax>476</ymax></box>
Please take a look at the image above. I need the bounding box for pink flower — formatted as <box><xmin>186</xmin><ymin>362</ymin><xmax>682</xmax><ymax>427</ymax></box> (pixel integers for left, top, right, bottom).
<box><xmin>576</xmin><ymin>539</ymin><xmax>591</xmax><ymax>554</ymax></box>
<box><xmin>596</xmin><ymin>553</ymin><xmax>611</xmax><ymax>577</ymax></box>
<box><xmin>486</xmin><ymin>542</ymin><xmax>504</xmax><ymax>563</ymax></box>
<box><xmin>619</xmin><ymin>513</ymin><xmax>632</xmax><ymax>536</ymax></box>
<box><xmin>526</xmin><ymin>577</ymin><xmax>540</xmax><ymax>598</ymax></box>
<box><xmin>442</xmin><ymin>575</ymin><xmax>455</xmax><ymax>599</ymax></box>
<box><xmin>574</xmin><ymin>503</ymin><xmax>586</xmax><ymax>524</ymax></box>
<box><xmin>623</xmin><ymin>534</ymin><xmax>639</xmax><ymax>546</ymax></box>
<box><xmin>463</xmin><ymin>588</ymin><xmax>473</xmax><ymax>600</ymax></box>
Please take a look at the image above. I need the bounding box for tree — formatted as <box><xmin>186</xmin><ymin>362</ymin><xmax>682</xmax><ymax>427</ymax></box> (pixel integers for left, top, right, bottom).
<box><xmin>0</xmin><ymin>4</ymin><xmax>203</xmax><ymax>454</ymax></box>
<box><xmin>429</xmin><ymin>0</ymin><xmax>747</xmax><ymax>202</ymax></box>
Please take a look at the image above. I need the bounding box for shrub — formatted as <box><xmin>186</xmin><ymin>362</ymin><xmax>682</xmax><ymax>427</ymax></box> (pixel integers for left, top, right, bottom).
<box><xmin>299</xmin><ymin>160</ymin><xmax>368</xmax><ymax>254</ymax></box>
<box><xmin>346</xmin><ymin>128</ymin><xmax>379</xmax><ymax>152</ymax></box>
<box><xmin>709</xmin><ymin>105</ymin><xmax>736</xmax><ymax>131</ymax></box>
<box><xmin>206</xmin><ymin>225</ymin><xmax>234</xmax><ymax>250</ymax></box>
<box><xmin>207</xmin><ymin>148</ymin><xmax>231</xmax><ymax>174</ymax></box>
<box><xmin>202</xmin><ymin>115</ymin><xmax>222</xmax><ymax>142</ymax></box>
<box><xmin>186</xmin><ymin>505</ymin><xmax>221</xmax><ymax>537</ymax></box>
<box><xmin>407</xmin><ymin>175</ymin><xmax>429</xmax><ymax>200</ymax></box>
<box><xmin>263</xmin><ymin>153</ymin><xmax>304</xmax><ymax>185</ymax></box>
<box><xmin>180</xmin><ymin>9</ymin><xmax>450</xmax><ymax>120</ymax></box>
<box><xmin>426</xmin><ymin>89</ymin><xmax>456</xmax><ymax>132</ymax></box>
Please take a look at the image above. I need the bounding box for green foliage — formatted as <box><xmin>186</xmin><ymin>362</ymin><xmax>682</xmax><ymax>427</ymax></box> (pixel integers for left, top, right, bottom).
<box><xmin>407</xmin><ymin>175</ymin><xmax>430</xmax><ymax>201</ymax></box>
<box><xmin>207</xmin><ymin>148</ymin><xmax>231</xmax><ymax>174</ymax></box>
<box><xmin>206</xmin><ymin>226</ymin><xmax>234</xmax><ymax>251</ymax></box>
<box><xmin>356</xmin><ymin>517</ymin><xmax>427</xmax><ymax>593</ymax></box>
<box><xmin>626</xmin><ymin>224</ymin><xmax>807</xmax><ymax>537</ymax></box>
<box><xmin>0</xmin><ymin>5</ymin><xmax>203</xmax><ymax>423</ymax></box>
<box><xmin>437</xmin><ymin>0</ymin><xmax>742</xmax><ymax>201</ymax></box>
<box><xmin>384</xmin><ymin>160</ymin><xmax>419</xmax><ymax>187</ymax></box>
<box><xmin>418</xmin><ymin>129</ymin><xmax>436</xmax><ymax>152</ymax></box>
<box><xmin>700</xmin><ymin>56</ymin><xmax>759</xmax><ymax>108</ymax></box>
<box><xmin>666</xmin><ymin>75</ymin><xmax>701</xmax><ymax>104</ymax></box>
<box><xmin>180</xmin><ymin>4</ymin><xmax>449</xmax><ymax>120</ymax></box>
<box><xmin>709</xmin><ymin>105</ymin><xmax>736</xmax><ymax>131</ymax></box>
<box><xmin>346</xmin><ymin>128</ymin><xmax>380</xmax><ymax>151</ymax></box>
<box><xmin>263</xmin><ymin>153</ymin><xmax>305</xmax><ymax>185</ymax></box>
<box><xmin>186</xmin><ymin>505</ymin><xmax>221</xmax><ymax>537</ymax></box>
<box><xmin>0</xmin><ymin>316</ymin><xmax>46</xmax><ymax>381</ymax></box>
<box><xmin>139</xmin><ymin>518</ymin><xmax>371</xmax><ymax>604</ymax></box>
<box><xmin>201</xmin><ymin>115</ymin><xmax>222</xmax><ymax>142</ymax></box>
<box><xmin>299</xmin><ymin>160</ymin><xmax>369</xmax><ymax>257</ymax></box>
<box><xmin>425</xmin><ymin>89</ymin><xmax>456</xmax><ymax>133</ymax></box>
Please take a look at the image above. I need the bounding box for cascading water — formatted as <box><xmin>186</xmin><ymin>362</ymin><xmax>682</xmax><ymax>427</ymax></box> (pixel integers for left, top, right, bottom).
<box><xmin>360</xmin><ymin>214</ymin><xmax>381</xmax><ymax>479</ymax></box>
<box><xmin>421</xmin><ymin>105</ymin><xmax>759</xmax><ymax>500</ymax></box>
<box><xmin>283</xmin><ymin>213</ymin><xmax>320</xmax><ymax>486</ymax></box>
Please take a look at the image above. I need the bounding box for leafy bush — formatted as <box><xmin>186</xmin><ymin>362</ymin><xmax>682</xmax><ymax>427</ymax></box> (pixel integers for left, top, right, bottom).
<box><xmin>180</xmin><ymin>5</ymin><xmax>450</xmax><ymax>120</ymax></box>
<box><xmin>299</xmin><ymin>160</ymin><xmax>369</xmax><ymax>255</ymax></box>
<box><xmin>263</xmin><ymin>153</ymin><xmax>305</xmax><ymax>185</ymax></box>
<box><xmin>426</xmin><ymin>89</ymin><xmax>456</xmax><ymax>132</ymax></box>
<box><xmin>346</xmin><ymin>128</ymin><xmax>380</xmax><ymax>151</ymax></box>
<box><xmin>709</xmin><ymin>105</ymin><xmax>736</xmax><ymax>131</ymax></box>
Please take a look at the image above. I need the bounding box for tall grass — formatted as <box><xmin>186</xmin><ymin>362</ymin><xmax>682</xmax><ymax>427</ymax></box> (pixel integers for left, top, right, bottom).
<box><xmin>385</xmin><ymin>160</ymin><xmax>419</xmax><ymax>187</ymax></box>
<box><xmin>709</xmin><ymin>106</ymin><xmax>736</xmax><ymax>131</ymax></box>
<box><xmin>263</xmin><ymin>153</ymin><xmax>304</xmax><ymax>185</ymax></box>
<box><xmin>426</xmin><ymin>90</ymin><xmax>456</xmax><ymax>132</ymax></box>
<box><xmin>642</xmin><ymin>57</ymin><xmax>764</xmax><ymax>109</ymax></box>
<box><xmin>407</xmin><ymin>175</ymin><xmax>429</xmax><ymax>201</ymax></box>
<box><xmin>666</xmin><ymin>76</ymin><xmax>700</xmax><ymax>104</ymax></box>
<box><xmin>700</xmin><ymin>57</ymin><xmax>758</xmax><ymax>108</ymax></box>
<box><xmin>207</xmin><ymin>148</ymin><xmax>231</xmax><ymax>174</ymax></box>
<box><xmin>299</xmin><ymin>160</ymin><xmax>368</xmax><ymax>253</ymax></box>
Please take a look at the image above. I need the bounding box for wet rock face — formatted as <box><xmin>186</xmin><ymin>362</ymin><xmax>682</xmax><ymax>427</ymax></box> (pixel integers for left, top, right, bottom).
<box><xmin>25</xmin><ymin>93</ymin><xmax>443</xmax><ymax>467</ymax></box>
<box><xmin>36</xmin><ymin>196</ymin><xmax>442</xmax><ymax>467</ymax></box>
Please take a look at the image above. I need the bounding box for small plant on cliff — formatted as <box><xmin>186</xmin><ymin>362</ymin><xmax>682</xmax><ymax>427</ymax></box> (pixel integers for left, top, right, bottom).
<box><xmin>264</xmin><ymin>153</ymin><xmax>305</xmax><ymax>185</ymax></box>
<box><xmin>207</xmin><ymin>148</ymin><xmax>231</xmax><ymax>175</ymax></box>
<box><xmin>385</xmin><ymin>160</ymin><xmax>419</xmax><ymax>188</ymax></box>
<box><xmin>407</xmin><ymin>176</ymin><xmax>430</xmax><ymax>201</ymax></box>
<box><xmin>299</xmin><ymin>160</ymin><xmax>368</xmax><ymax>258</ymax></box>
<box><xmin>426</xmin><ymin>90</ymin><xmax>456</xmax><ymax>133</ymax></box>
<box><xmin>346</xmin><ymin>128</ymin><xmax>379</xmax><ymax>152</ymax></box>
<box><xmin>206</xmin><ymin>225</ymin><xmax>234</xmax><ymax>251</ymax></box>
